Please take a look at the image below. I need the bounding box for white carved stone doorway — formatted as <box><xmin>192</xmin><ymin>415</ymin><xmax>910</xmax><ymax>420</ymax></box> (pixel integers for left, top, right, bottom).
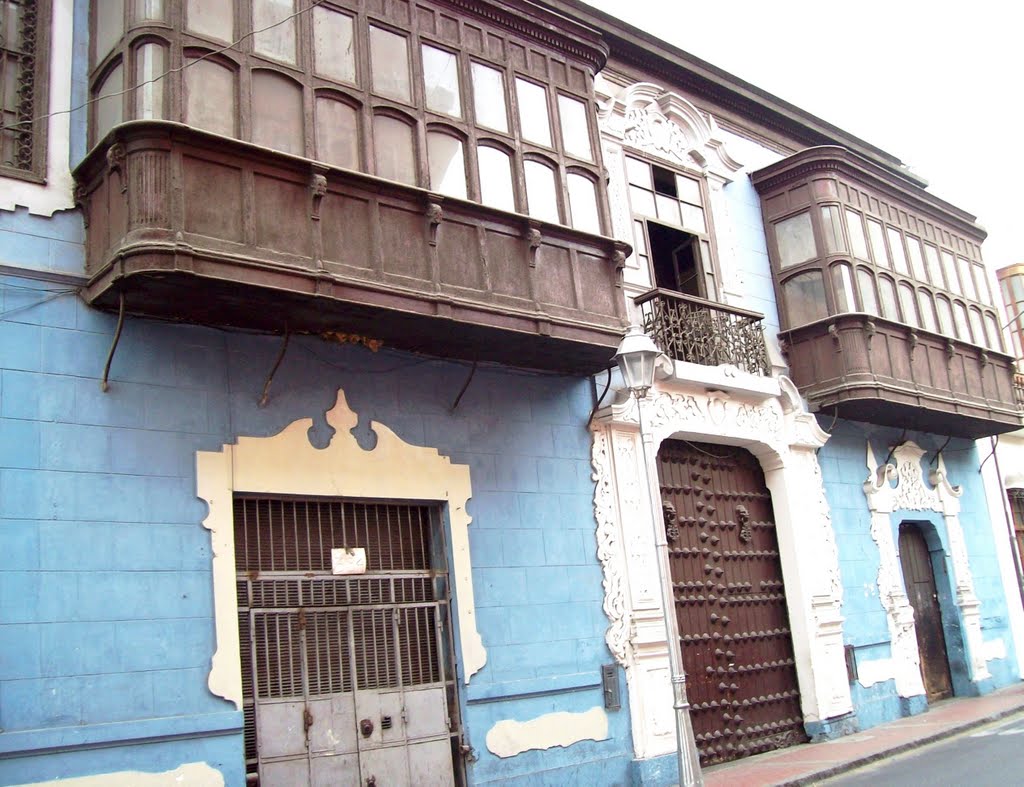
<box><xmin>591</xmin><ymin>378</ymin><xmax>852</xmax><ymax>765</ymax></box>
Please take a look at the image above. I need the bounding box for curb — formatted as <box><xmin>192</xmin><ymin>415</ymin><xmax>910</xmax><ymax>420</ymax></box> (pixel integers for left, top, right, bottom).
<box><xmin>781</xmin><ymin>704</ymin><xmax>1024</xmax><ymax>786</ymax></box>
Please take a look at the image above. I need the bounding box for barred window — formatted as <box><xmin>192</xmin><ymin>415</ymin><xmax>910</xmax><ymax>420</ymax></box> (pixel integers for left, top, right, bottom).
<box><xmin>1</xmin><ymin>0</ymin><xmax>49</xmax><ymax>180</ymax></box>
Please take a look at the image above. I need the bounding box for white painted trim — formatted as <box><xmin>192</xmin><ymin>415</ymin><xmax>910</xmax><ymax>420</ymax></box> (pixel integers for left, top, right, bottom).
<box><xmin>1</xmin><ymin>0</ymin><xmax>77</xmax><ymax>216</ymax></box>
<box><xmin>11</xmin><ymin>763</ymin><xmax>224</xmax><ymax>787</ymax></box>
<box><xmin>196</xmin><ymin>390</ymin><xmax>484</xmax><ymax>709</ymax></box>
<box><xmin>863</xmin><ymin>440</ymin><xmax>991</xmax><ymax>695</ymax></box>
<box><xmin>485</xmin><ymin>707</ymin><xmax>609</xmax><ymax>758</ymax></box>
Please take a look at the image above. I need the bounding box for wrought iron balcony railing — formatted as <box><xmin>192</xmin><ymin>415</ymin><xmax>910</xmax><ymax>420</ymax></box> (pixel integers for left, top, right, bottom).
<box><xmin>636</xmin><ymin>289</ymin><xmax>770</xmax><ymax>376</ymax></box>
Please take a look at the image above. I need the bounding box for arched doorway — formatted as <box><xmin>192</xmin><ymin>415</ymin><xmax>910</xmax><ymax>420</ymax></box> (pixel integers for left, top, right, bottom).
<box><xmin>898</xmin><ymin>523</ymin><xmax>953</xmax><ymax>702</ymax></box>
<box><xmin>657</xmin><ymin>438</ymin><xmax>807</xmax><ymax>765</ymax></box>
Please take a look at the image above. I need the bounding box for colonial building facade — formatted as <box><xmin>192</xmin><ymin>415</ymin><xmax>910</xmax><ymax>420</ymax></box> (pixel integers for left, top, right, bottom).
<box><xmin>1</xmin><ymin>1</ymin><xmax>1021</xmax><ymax>786</ymax></box>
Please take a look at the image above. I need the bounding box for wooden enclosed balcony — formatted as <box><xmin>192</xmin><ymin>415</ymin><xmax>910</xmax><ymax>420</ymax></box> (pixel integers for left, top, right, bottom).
<box><xmin>73</xmin><ymin>122</ymin><xmax>629</xmax><ymax>374</ymax></box>
<box><xmin>783</xmin><ymin>313</ymin><xmax>1023</xmax><ymax>438</ymax></box>
<box><xmin>637</xmin><ymin>289</ymin><xmax>771</xmax><ymax>376</ymax></box>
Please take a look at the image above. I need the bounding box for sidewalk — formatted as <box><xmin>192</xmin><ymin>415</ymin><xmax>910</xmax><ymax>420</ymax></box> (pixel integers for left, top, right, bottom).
<box><xmin>702</xmin><ymin>681</ymin><xmax>1024</xmax><ymax>786</ymax></box>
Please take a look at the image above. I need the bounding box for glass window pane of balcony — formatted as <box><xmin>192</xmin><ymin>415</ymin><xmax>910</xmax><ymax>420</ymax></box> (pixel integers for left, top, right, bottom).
<box><xmin>936</xmin><ymin>296</ymin><xmax>954</xmax><ymax>336</ymax></box>
<box><xmin>423</xmin><ymin>45</ymin><xmax>462</xmax><ymax>118</ymax></box>
<box><xmin>953</xmin><ymin>300</ymin><xmax>971</xmax><ymax>341</ymax></box>
<box><xmin>568</xmin><ymin>173</ymin><xmax>600</xmax><ymax>234</ymax></box>
<box><xmin>95</xmin><ymin>63</ymin><xmax>124</xmax><ymax>142</ymax></box>
<box><xmin>775</xmin><ymin>212</ymin><xmax>815</xmax><ymax>269</ymax></box>
<box><xmin>316</xmin><ymin>97</ymin><xmax>360</xmax><ymax>170</ymax></box>
<box><xmin>629</xmin><ymin>185</ymin><xmax>656</xmax><ymax>218</ymax></box>
<box><xmin>252</xmin><ymin>71</ymin><xmax>304</xmax><ymax>155</ymax></box>
<box><xmin>924</xmin><ymin>243</ymin><xmax>943</xmax><ymax>287</ymax></box>
<box><xmin>907</xmin><ymin>237</ymin><xmax>927</xmax><ymax>282</ymax></box>
<box><xmin>516</xmin><ymin>78</ymin><xmax>551</xmax><ymax>147</ymax></box>
<box><xmin>370</xmin><ymin>26</ymin><xmax>411</xmax><ymax>103</ymax></box>
<box><xmin>478</xmin><ymin>145</ymin><xmax>515</xmax><ymax>212</ymax></box>
<box><xmin>857</xmin><ymin>267</ymin><xmax>879</xmax><ymax>315</ymax></box>
<box><xmin>655</xmin><ymin>194</ymin><xmax>680</xmax><ymax>225</ymax></box>
<box><xmin>470</xmin><ymin>63</ymin><xmax>507</xmax><ymax>132</ymax></box>
<box><xmin>867</xmin><ymin>219</ymin><xmax>890</xmax><ymax>268</ymax></box>
<box><xmin>784</xmin><ymin>271</ymin><xmax>827</xmax><ymax>326</ymax></box>
<box><xmin>135</xmin><ymin>43</ymin><xmax>165</xmax><ymax>120</ymax></box>
<box><xmin>253</xmin><ymin>0</ymin><xmax>297</xmax><ymax>65</ymax></box>
<box><xmin>846</xmin><ymin>209</ymin><xmax>869</xmax><ymax>260</ymax></box>
<box><xmin>957</xmin><ymin>256</ymin><xmax>978</xmax><ymax>301</ymax></box>
<box><xmin>918</xmin><ymin>290</ymin><xmax>938</xmax><ymax>333</ymax></box>
<box><xmin>95</xmin><ymin>0</ymin><xmax>125</xmax><ymax>64</ymax></box>
<box><xmin>557</xmin><ymin>94</ymin><xmax>592</xmax><ymax>161</ymax></box>
<box><xmin>899</xmin><ymin>282</ymin><xmax>919</xmax><ymax>327</ymax></box>
<box><xmin>676</xmin><ymin>174</ymin><xmax>702</xmax><ymax>205</ymax></box>
<box><xmin>374</xmin><ymin>115</ymin><xmax>416</xmax><ymax>185</ymax></box>
<box><xmin>625</xmin><ymin>156</ymin><xmax>652</xmax><ymax>188</ymax></box>
<box><xmin>427</xmin><ymin>132</ymin><xmax>467</xmax><ymax>198</ymax></box>
<box><xmin>878</xmin><ymin>276</ymin><xmax>899</xmax><ymax>320</ymax></box>
<box><xmin>524</xmin><ymin>160</ymin><xmax>559</xmax><ymax>223</ymax></box>
<box><xmin>888</xmin><ymin>227</ymin><xmax>909</xmax><ymax>275</ymax></box>
<box><xmin>821</xmin><ymin>206</ymin><xmax>845</xmax><ymax>254</ymax></box>
<box><xmin>184</xmin><ymin>58</ymin><xmax>236</xmax><ymax>138</ymax></box>
<box><xmin>681</xmin><ymin>203</ymin><xmax>705</xmax><ymax>234</ymax></box>
<box><xmin>187</xmin><ymin>0</ymin><xmax>233</xmax><ymax>42</ymax></box>
<box><xmin>832</xmin><ymin>263</ymin><xmax>854</xmax><ymax>313</ymax></box>
<box><xmin>313</xmin><ymin>6</ymin><xmax>356</xmax><ymax>84</ymax></box>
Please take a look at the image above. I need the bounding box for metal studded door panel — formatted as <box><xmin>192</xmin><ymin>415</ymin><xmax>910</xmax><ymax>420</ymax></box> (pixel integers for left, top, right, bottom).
<box><xmin>235</xmin><ymin>497</ymin><xmax>462</xmax><ymax>787</ymax></box>
<box><xmin>658</xmin><ymin>440</ymin><xmax>807</xmax><ymax>766</ymax></box>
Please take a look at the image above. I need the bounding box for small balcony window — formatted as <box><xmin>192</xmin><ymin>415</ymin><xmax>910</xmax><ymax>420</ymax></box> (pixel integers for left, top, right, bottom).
<box><xmin>775</xmin><ymin>212</ymin><xmax>816</xmax><ymax>269</ymax></box>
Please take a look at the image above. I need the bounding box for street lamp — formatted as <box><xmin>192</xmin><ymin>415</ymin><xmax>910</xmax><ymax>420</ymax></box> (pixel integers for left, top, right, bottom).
<box><xmin>614</xmin><ymin>325</ymin><xmax>704</xmax><ymax>787</ymax></box>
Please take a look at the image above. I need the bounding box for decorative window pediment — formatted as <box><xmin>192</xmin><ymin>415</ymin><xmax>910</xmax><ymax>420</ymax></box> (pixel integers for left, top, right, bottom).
<box><xmin>598</xmin><ymin>80</ymin><xmax>742</xmax><ymax>180</ymax></box>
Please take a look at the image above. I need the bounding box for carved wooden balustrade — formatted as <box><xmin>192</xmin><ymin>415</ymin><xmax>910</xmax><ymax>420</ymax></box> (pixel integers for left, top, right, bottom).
<box><xmin>636</xmin><ymin>289</ymin><xmax>770</xmax><ymax>376</ymax></box>
<box><xmin>1015</xmin><ymin>373</ymin><xmax>1024</xmax><ymax>411</ymax></box>
<box><xmin>782</xmin><ymin>313</ymin><xmax>1022</xmax><ymax>438</ymax></box>
<box><xmin>73</xmin><ymin>121</ymin><xmax>631</xmax><ymax>374</ymax></box>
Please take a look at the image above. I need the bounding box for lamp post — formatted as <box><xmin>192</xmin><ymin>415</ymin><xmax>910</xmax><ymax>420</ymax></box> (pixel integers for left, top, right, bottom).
<box><xmin>614</xmin><ymin>325</ymin><xmax>704</xmax><ymax>787</ymax></box>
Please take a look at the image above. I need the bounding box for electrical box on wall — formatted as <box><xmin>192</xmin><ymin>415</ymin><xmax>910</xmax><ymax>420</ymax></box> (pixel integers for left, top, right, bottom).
<box><xmin>602</xmin><ymin>664</ymin><xmax>621</xmax><ymax>710</ymax></box>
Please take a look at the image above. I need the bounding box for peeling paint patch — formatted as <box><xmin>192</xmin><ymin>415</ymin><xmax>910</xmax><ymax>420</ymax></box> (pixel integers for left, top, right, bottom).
<box><xmin>983</xmin><ymin>638</ymin><xmax>1007</xmax><ymax>662</ymax></box>
<box><xmin>13</xmin><ymin>763</ymin><xmax>224</xmax><ymax>787</ymax></box>
<box><xmin>485</xmin><ymin>706</ymin><xmax>608</xmax><ymax>758</ymax></box>
<box><xmin>856</xmin><ymin>658</ymin><xmax>896</xmax><ymax>689</ymax></box>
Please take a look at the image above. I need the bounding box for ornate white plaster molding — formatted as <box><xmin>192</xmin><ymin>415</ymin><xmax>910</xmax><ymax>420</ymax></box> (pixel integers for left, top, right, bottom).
<box><xmin>591</xmin><ymin>428</ymin><xmax>631</xmax><ymax>666</ymax></box>
<box><xmin>196</xmin><ymin>390</ymin><xmax>484</xmax><ymax>708</ymax></box>
<box><xmin>597</xmin><ymin>80</ymin><xmax>743</xmax><ymax>181</ymax></box>
<box><xmin>863</xmin><ymin>440</ymin><xmax>989</xmax><ymax>691</ymax></box>
<box><xmin>591</xmin><ymin>379</ymin><xmax>851</xmax><ymax>754</ymax></box>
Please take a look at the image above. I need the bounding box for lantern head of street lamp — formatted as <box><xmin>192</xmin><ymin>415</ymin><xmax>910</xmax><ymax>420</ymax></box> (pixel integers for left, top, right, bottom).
<box><xmin>613</xmin><ymin>325</ymin><xmax>661</xmax><ymax>400</ymax></box>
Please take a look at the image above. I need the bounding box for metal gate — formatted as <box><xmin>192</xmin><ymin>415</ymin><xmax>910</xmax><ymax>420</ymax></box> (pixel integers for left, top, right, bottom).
<box><xmin>234</xmin><ymin>496</ymin><xmax>463</xmax><ymax>786</ymax></box>
<box><xmin>898</xmin><ymin>523</ymin><xmax>953</xmax><ymax>702</ymax></box>
<box><xmin>657</xmin><ymin>439</ymin><xmax>807</xmax><ymax>766</ymax></box>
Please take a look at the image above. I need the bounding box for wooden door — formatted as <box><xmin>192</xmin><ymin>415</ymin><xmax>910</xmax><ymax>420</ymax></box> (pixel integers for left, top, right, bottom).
<box><xmin>899</xmin><ymin>524</ymin><xmax>953</xmax><ymax>702</ymax></box>
<box><xmin>657</xmin><ymin>439</ymin><xmax>807</xmax><ymax>766</ymax></box>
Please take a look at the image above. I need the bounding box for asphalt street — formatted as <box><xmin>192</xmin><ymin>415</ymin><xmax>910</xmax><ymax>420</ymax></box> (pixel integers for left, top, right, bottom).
<box><xmin>821</xmin><ymin>710</ymin><xmax>1024</xmax><ymax>786</ymax></box>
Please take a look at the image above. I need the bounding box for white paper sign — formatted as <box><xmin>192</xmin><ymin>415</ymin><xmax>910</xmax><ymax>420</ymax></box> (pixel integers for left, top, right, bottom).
<box><xmin>331</xmin><ymin>547</ymin><xmax>367</xmax><ymax>575</ymax></box>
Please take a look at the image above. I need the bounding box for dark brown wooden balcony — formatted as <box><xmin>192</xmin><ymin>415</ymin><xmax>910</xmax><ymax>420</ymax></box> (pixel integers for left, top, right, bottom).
<box><xmin>636</xmin><ymin>289</ymin><xmax>771</xmax><ymax>376</ymax></box>
<box><xmin>1015</xmin><ymin>373</ymin><xmax>1024</xmax><ymax>412</ymax></box>
<box><xmin>782</xmin><ymin>313</ymin><xmax>1023</xmax><ymax>438</ymax></box>
<box><xmin>73</xmin><ymin>121</ymin><xmax>630</xmax><ymax>375</ymax></box>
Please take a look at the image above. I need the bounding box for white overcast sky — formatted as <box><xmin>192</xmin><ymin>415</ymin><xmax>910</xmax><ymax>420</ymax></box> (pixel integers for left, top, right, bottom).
<box><xmin>584</xmin><ymin>0</ymin><xmax>1022</xmax><ymax>271</ymax></box>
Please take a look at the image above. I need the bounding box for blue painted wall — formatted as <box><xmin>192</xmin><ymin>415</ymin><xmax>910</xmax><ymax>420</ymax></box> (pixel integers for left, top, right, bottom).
<box><xmin>818</xmin><ymin>418</ymin><xmax>1020</xmax><ymax>729</ymax></box>
<box><xmin>0</xmin><ymin>271</ymin><xmax>633</xmax><ymax>785</ymax></box>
